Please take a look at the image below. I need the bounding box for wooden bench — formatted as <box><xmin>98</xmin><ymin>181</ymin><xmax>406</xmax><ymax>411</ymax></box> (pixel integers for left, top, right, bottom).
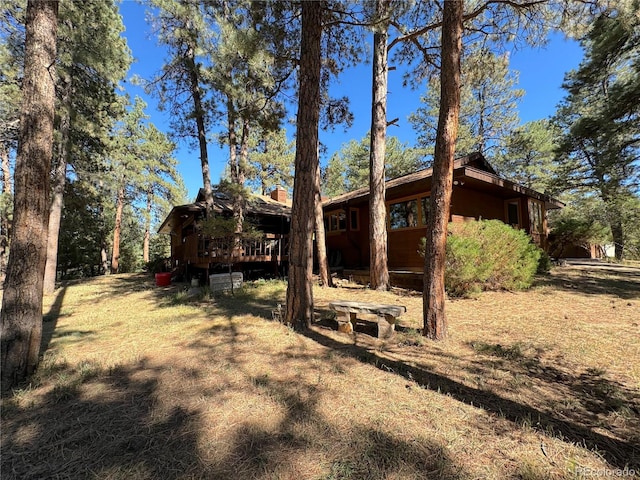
<box><xmin>329</xmin><ymin>301</ymin><xmax>406</xmax><ymax>339</ymax></box>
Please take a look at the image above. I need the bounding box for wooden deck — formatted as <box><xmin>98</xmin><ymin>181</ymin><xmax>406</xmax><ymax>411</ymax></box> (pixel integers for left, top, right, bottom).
<box><xmin>180</xmin><ymin>233</ymin><xmax>289</xmax><ymax>269</ymax></box>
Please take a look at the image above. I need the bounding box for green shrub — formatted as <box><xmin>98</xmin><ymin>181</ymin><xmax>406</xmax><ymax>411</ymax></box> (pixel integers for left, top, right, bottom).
<box><xmin>537</xmin><ymin>250</ymin><xmax>552</xmax><ymax>274</ymax></box>
<box><xmin>419</xmin><ymin>220</ymin><xmax>542</xmax><ymax>298</ymax></box>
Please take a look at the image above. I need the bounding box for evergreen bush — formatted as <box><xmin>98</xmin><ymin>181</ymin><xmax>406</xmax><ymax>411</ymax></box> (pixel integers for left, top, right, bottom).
<box><xmin>419</xmin><ymin>220</ymin><xmax>542</xmax><ymax>298</ymax></box>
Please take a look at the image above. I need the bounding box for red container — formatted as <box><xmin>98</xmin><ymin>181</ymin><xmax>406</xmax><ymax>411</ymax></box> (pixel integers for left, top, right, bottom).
<box><xmin>155</xmin><ymin>272</ymin><xmax>172</xmax><ymax>287</ymax></box>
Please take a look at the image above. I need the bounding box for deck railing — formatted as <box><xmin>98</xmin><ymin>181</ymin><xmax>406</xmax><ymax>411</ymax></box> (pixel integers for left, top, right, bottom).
<box><xmin>199</xmin><ymin>233</ymin><xmax>289</xmax><ymax>263</ymax></box>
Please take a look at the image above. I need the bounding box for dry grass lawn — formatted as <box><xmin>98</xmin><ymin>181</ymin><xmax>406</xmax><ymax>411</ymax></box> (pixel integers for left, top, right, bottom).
<box><xmin>1</xmin><ymin>261</ymin><xmax>639</xmax><ymax>479</ymax></box>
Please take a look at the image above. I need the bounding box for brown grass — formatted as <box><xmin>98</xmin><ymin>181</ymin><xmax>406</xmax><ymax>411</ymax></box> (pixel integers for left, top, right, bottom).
<box><xmin>2</xmin><ymin>262</ymin><xmax>639</xmax><ymax>479</ymax></box>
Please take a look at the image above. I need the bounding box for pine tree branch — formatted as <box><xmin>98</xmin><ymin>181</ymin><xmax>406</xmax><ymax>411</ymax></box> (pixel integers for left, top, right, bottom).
<box><xmin>388</xmin><ymin>0</ymin><xmax>550</xmax><ymax>52</ymax></box>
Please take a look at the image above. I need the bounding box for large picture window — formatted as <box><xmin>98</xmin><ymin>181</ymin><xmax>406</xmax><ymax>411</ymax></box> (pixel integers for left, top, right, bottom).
<box><xmin>389</xmin><ymin>200</ymin><xmax>418</xmax><ymax>229</ymax></box>
<box><xmin>387</xmin><ymin>195</ymin><xmax>431</xmax><ymax>230</ymax></box>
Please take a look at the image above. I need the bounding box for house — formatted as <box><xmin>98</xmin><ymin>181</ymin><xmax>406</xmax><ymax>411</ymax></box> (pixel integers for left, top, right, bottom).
<box><xmin>158</xmin><ymin>186</ymin><xmax>291</xmax><ymax>280</ymax></box>
<box><xmin>322</xmin><ymin>152</ymin><xmax>563</xmax><ymax>284</ymax></box>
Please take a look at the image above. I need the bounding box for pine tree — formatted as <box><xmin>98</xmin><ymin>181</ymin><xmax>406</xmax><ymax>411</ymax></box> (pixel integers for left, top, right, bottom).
<box><xmin>246</xmin><ymin>128</ymin><xmax>294</xmax><ymax>195</ymax></box>
<box><xmin>554</xmin><ymin>3</ymin><xmax>639</xmax><ymax>260</ymax></box>
<box><xmin>106</xmin><ymin>97</ymin><xmax>181</xmax><ymax>274</ymax></box>
<box><xmin>322</xmin><ymin>134</ymin><xmax>426</xmax><ymax>196</ymax></box>
<box><xmin>495</xmin><ymin>119</ymin><xmax>559</xmax><ymax>193</ymax></box>
<box><xmin>1</xmin><ymin>0</ymin><xmax>58</xmax><ymax>393</ymax></box>
<box><xmin>43</xmin><ymin>0</ymin><xmax>131</xmax><ymax>293</ymax></box>
<box><xmin>410</xmin><ymin>48</ymin><xmax>523</xmax><ymax>160</ymax></box>
<box><xmin>422</xmin><ymin>0</ymin><xmax>463</xmax><ymax>341</ymax></box>
<box><xmin>140</xmin><ymin>124</ymin><xmax>185</xmax><ymax>264</ymax></box>
<box><xmin>387</xmin><ymin>0</ymin><xmax>607</xmax><ymax>340</ymax></box>
<box><xmin>143</xmin><ymin>0</ymin><xmax>215</xmax><ymax>211</ymax></box>
<box><xmin>285</xmin><ymin>0</ymin><xmax>323</xmax><ymax>330</ymax></box>
<box><xmin>0</xmin><ymin>2</ymin><xmax>23</xmax><ymax>285</ymax></box>
<box><xmin>369</xmin><ymin>0</ymin><xmax>391</xmax><ymax>290</ymax></box>
<box><xmin>57</xmin><ymin>180</ymin><xmax>109</xmax><ymax>277</ymax></box>
<box><xmin>209</xmin><ymin>1</ymin><xmax>292</xmax><ymax>234</ymax></box>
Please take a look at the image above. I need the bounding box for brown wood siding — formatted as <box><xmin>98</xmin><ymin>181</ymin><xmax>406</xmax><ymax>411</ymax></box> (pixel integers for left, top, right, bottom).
<box><xmin>325</xmin><ymin>200</ymin><xmax>370</xmax><ymax>268</ymax></box>
<box><xmin>387</xmin><ymin>227</ymin><xmax>427</xmax><ymax>269</ymax></box>
<box><xmin>324</xmin><ymin>184</ymin><xmax>553</xmax><ymax>272</ymax></box>
<box><xmin>450</xmin><ymin>188</ymin><xmax>504</xmax><ymax>220</ymax></box>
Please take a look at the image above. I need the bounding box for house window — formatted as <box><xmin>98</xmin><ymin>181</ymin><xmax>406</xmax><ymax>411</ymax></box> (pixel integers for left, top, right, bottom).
<box><xmin>421</xmin><ymin>196</ymin><xmax>430</xmax><ymax>225</ymax></box>
<box><xmin>349</xmin><ymin>208</ymin><xmax>359</xmax><ymax>231</ymax></box>
<box><xmin>327</xmin><ymin>210</ymin><xmax>347</xmax><ymax>232</ymax></box>
<box><xmin>389</xmin><ymin>199</ymin><xmax>418</xmax><ymax>229</ymax></box>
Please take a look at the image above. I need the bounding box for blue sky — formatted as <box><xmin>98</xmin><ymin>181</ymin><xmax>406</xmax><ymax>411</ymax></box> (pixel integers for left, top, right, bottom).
<box><xmin>119</xmin><ymin>1</ymin><xmax>584</xmax><ymax>200</ymax></box>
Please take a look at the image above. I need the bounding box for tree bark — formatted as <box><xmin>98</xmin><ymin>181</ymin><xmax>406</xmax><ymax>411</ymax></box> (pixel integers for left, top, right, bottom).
<box><xmin>1</xmin><ymin>144</ymin><xmax>10</xmax><ymax>195</ymax></box>
<box><xmin>227</xmin><ymin>99</ymin><xmax>248</xmax><ymax>253</ymax></box>
<box><xmin>235</xmin><ymin>117</ymin><xmax>249</xmax><ymax>233</ymax></box>
<box><xmin>423</xmin><ymin>0</ymin><xmax>463</xmax><ymax>341</ymax></box>
<box><xmin>1</xmin><ymin>0</ymin><xmax>58</xmax><ymax>394</ymax></box>
<box><xmin>110</xmin><ymin>185</ymin><xmax>125</xmax><ymax>274</ymax></box>
<box><xmin>369</xmin><ymin>0</ymin><xmax>390</xmax><ymax>291</ymax></box>
<box><xmin>101</xmin><ymin>241</ymin><xmax>109</xmax><ymax>275</ymax></box>
<box><xmin>43</xmin><ymin>75</ymin><xmax>72</xmax><ymax>295</ymax></box>
<box><xmin>0</xmin><ymin>143</ymin><xmax>11</xmax><ymax>286</ymax></box>
<box><xmin>143</xmin><ymin>191</ymin><xmax>151</xmax><ymax>264</ymax></box>
<box><xmin>285</xmin><ymin>0</ymin><xmax>323</xmax><ymax>330</ymax></box>
<box><xmin>186</xmin><ymin>42</ymin><xmax>213</xmax><ymax>211</ymax></box>
<box><xmin>315</xmin><ymin>159</ymin><xmax>333</xmax><ymax>287</ymax></box>
<box><xmin>609</xmin><ymin>212</ymin><xmax>625</xmax><ymax>260</ymax></box>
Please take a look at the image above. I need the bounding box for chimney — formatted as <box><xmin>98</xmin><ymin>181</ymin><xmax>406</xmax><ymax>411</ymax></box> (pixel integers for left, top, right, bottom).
<box><xmin>270</xmin><ymin>185</ymin><xmax>287</xmax><ymax>203</ymax></box>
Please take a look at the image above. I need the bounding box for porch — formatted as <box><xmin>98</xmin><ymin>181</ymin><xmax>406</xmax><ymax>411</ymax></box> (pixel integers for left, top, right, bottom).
<box><xmin>174</xmin><ymin>233</ymin><xmax>289</xmax><ymax>270</ymax></box>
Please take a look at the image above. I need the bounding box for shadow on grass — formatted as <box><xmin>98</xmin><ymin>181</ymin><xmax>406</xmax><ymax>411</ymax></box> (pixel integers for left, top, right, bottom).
<box><xmin>41</xmin><ymin>285</ymin><xmax>68</xmax><ymax>354</ymax></box>
<box><xmin>4</xmin><ymin>343</ymin><xmax>466</xmax><ymax>480</ymax></box>
<box><xmin>467</xmin><ymin>340</ymin><xmax>640</xmax><ymax>427</ymax></box>
<box><xmin>203</xmin><ymin>372</ymin><xmax>465</xmax><ymax>479</ymax></box>
<box><xmin>1</xmin><ymin>361</ymin><xmax>203</xmax><ymax>480</ymax></box>
<box><xmin>41</xmin><ymin>285</ymin><xmax>97</xmax><ymax>356</ymax></box>
<box><xmin>535</xmin><ymin>263</ymin><xmax>640</xmax><ymax>300</ymax></box>
<box><xmin>23</xmin><ymin>272</ymin><xmax>637</xmax><ymax>478</ymax></box>
<box><xmin>303</xmin><ymin>328</ymin><xmax>640</xmax><ymax>471</ymax></box>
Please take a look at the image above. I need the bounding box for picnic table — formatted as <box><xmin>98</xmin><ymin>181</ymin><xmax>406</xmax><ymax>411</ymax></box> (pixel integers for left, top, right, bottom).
<box><xmin>329</xmin><ymin>301</ymin><xmax>406</xmax><ymax>339</ymax></box>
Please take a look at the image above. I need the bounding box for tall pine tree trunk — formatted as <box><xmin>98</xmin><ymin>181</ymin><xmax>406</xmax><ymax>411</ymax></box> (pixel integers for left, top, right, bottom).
<box><xmin>285</xmin><ymin>0</ymin><xmax>322</xmax><ymax>330</ymax></box>
<box><xmin>1</xmin><ymin>0</ymin><xmax>58</xmax><ymax>393</ymax></box>
<box><xmin>0</xmin><ymin>142</ymin><xmax>11</xmax><ymax>286</ymax></box>
<box><xmin>611</xmin><ymin>220</ymin><xmax>624</xmax><ymax>260</ymax></box>
<box><xmin>110</xmin><ymin>185</ymin><xmax>125</xmax><ymax>274</ymax></box>
<box><xmin>101</xmin><ymin>241</ymin><xmax>109</xmax><ymax>275</ymax></box>
<box><xmin>235</xmin><ymin>117</ymin><xmax>249</xmax><ymax>232</ymax></box>
<box><xmin>423</xmin><ymin>0</ymin><xmax>463</xmax><ymax>341</ymax></box>
<box><xmin>186</xmin><ymin>41</ymin><xmax>213</xmax><ymax>211</ymax></box>
<box><xmin>228</xmin><ymin>97</ymin><xmax>238</xmax><ymax>185</ymax></box>
<box><xmin>143</xmin><ymin>192</ymin><xmax>151</xmax><ymax>263</ymax></box>
<box><xmin>369</xmin><ymin>0</ymin><xmax>390</xmax><ymax>291</ymax></box>
<box><xmin>315</xmin><ymin>159</ymin><xmax>333</xmax><ymax>287</ymax></box>
<box><xmin>606</xmin><ymin>199</ymin><xmax>625</xmax><ymax>260</ymax></box>
<box><xmin>43</xmin><ymin>76</ymin><xmax>72</xmax><ymax>295</ymax></box>
<box><xmin>227</xmin><ymin>100</ymin><xmax>247</xmax><ymax>253</ymax></box>
<box><xmin>0</xmin><ymin>145</ymin><xmax>10</xmax><ymax>195</ymax></box>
